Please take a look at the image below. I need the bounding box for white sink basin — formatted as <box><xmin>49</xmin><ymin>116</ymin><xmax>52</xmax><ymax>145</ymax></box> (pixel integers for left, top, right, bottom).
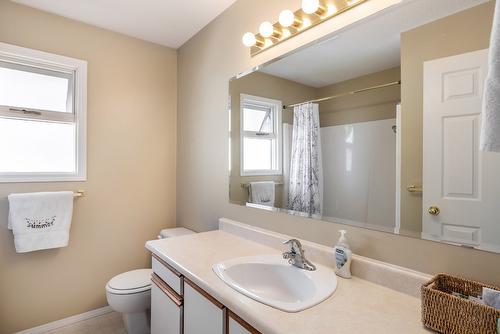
<box><xmin>212</xmin><ymin>255</ymin><xmax>337</xmax><ymax>312</ymax></box>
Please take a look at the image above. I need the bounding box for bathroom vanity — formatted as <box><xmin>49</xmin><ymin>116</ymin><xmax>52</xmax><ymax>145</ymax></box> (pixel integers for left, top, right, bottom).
<box><xmin>148</xmin><ymin>236</ymin><xmax>268</xmax><ymax>334</ymax></box>
<box><xmin>146</xmin><ymin>218</ymin><xmax>432</xmax><ymax>334</ymax></box>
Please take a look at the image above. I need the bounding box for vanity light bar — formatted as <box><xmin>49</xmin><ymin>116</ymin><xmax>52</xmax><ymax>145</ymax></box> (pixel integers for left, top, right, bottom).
<box><xmin>242</xmin><ymin>0</ymin><xmax>368</xmax><ymax>57</ymax></box>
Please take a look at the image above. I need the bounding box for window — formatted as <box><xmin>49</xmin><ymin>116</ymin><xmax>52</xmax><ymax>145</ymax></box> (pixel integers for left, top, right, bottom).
<box><xmin>240</xmin><ymin>94</ymin><xmax>282</xmax><ymax>176</ymax></box>
<box><xmin>0</xmin><ymin>42</ymin><xmax>87</xmax><ymax>182</ymax></box>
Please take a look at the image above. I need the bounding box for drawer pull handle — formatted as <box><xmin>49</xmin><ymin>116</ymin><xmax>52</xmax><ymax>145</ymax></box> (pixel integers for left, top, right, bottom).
<box><xmin>151</xmin><ymin>273</ymin><xmax>183</xmax><ymax>307</ymax></box>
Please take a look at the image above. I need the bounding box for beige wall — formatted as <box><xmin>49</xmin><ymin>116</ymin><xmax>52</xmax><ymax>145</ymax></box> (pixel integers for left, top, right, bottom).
<box><xmin>0</xmin><ymin>2</ymin><xmax>177</xmax><ymax>333</ymax></box>
<box><xmin>177</xmin><ymin>0</ymin><xmax>500</xmax><ymax>294</ymax></box>
<box><xmin>318</xmin><ymin>66</ymin><xmax>400</xmax><ymax>127</ymax></box>
<box><xmin>229</xmin><ymin>71</ymin><xmax>316</xmax><ymax>205</ymax></box>
<box><xmin>400</xmin><ymin>1</ymin><xmax>495</xmax><ymax>235</ymax></box>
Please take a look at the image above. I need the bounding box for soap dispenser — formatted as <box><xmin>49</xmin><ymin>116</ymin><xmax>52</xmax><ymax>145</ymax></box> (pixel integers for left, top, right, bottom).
<box><xmin>334</xmin><ymin>230</ymin><xmax>352</xmax><ymax>278</ymax></box>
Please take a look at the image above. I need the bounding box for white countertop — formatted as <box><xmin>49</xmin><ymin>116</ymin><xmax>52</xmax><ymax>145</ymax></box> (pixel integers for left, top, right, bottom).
<box><xmin>146</xmin><ymin>230</ymin><xmax>431</xmax><ymax>334</ymax></box>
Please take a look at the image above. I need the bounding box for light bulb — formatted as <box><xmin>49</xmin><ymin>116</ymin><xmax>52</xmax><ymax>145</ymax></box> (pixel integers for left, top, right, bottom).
<box><xmin>242</xmin><ymin>32</ymin><xmax>256</xmax><ymax>47</ymax></box>
<box><xmin>302</xmin><ymin>17</ymin><xmax>312</xmax><ymax>28</ymax></box>
<box><xmin>279</xmin><ymin>10</ymin><xmax>295</xmax><ymax>28</ymax></box>
<box><xmin>327</xmin><ymin>4</ymin><xmax>338</xmax><ymax>15</ymax></box>
<box><xmin>259</xmin><ymin>21</ymin><xmax>274</xmax><ymax>38</ymax></box>
<box><xmin>302</xmin><ymin>0</ymin><xmax>320</xmax><ymax>14</ymax></box>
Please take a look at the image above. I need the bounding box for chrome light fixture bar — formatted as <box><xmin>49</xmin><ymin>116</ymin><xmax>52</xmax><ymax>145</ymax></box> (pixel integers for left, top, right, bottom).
<box><xmin>242</xmin><ymin>0</ymin><xmax>368</xmax><ymax>57</ymax></box>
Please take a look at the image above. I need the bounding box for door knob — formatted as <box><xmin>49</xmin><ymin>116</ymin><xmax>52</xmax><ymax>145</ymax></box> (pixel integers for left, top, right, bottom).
<box><xmin>428</xmin><ymin>206</ymin><xmax>440</xmax><ymax>216</ymax></box>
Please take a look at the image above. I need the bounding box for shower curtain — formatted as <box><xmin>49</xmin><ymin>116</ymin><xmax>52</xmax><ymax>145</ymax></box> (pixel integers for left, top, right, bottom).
<box><xmin>287</xmin><ymin>103</ymin><xmax>323</xmax><ymax>215</ymax></box>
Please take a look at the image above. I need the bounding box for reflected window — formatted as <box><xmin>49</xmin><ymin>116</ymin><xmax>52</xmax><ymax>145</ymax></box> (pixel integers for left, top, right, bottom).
<box><xmin>243</xmin><ymin>107</ymin><xmax>273</xmax><ymax>133</ymax></box>
<box><xmin>240</xmin><ymin>94</ymin><xmax>282</xmax><ymax>176</ymax></box>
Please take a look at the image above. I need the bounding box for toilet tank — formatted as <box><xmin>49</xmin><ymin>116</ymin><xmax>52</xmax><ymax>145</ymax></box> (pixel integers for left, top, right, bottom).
<box><xmin>158</xmin><ymin>227</ymin><xmax>195</xmax><ymax>239</ymax></box>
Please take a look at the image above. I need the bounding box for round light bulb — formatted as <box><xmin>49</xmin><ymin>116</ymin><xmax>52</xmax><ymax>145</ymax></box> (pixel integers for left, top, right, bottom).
<box><xmin>259</xmin><ymin>21</ymin><xmax>274</xmax><ymax>38</ymax></box>
<box><xmin>327</xmin><ymin>4</ymin><xmax>338</xmax><ymax>15</ymax></box>
<box><xmin>242</xmin><ymin>32</ymin><xmax>256</xmax><ymax>47</ymax></box>
<box><xmin>302</xmin><ymin>0</ymin><xmax>320</xmax><ymax>14</ymax></box>
<box><xmin>279</xmin><ymin>10</ymin><xmax>295</xmax><ymax>28</ymax></box>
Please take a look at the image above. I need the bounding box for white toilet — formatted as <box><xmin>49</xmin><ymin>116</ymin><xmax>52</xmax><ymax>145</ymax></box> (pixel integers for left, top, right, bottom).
<box><xmin>106</xmin><ymin>269</ymin><xmax>153</xmax><ymax>334</ymax></box>
<box><xmin>106</xmin><ymin>227</ymin><xmax>195</xmax><ymax>334</ymax></box>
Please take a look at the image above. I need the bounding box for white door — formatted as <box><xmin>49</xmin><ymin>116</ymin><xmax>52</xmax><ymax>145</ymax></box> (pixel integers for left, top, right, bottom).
<box><xmin>423</xmin><ymin>49</ymin><xmax>500</xmax><ymax>251</ymax></box>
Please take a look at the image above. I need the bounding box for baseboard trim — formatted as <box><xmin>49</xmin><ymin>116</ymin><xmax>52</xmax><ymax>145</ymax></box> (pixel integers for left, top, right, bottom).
<box><xmin>14</xmin><ymin>306</ymin><xmax>113</xmax><ymax>334</ymax></box>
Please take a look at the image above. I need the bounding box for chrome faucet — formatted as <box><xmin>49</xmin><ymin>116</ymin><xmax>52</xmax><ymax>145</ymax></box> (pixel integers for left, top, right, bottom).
<box><xmin>282</xmin><ymin>239</ymin><xmax>316</xmax><ymax>271</ymax></box>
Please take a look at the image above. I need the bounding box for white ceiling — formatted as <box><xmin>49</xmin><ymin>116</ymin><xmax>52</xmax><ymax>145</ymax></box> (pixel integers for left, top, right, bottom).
<box><xmin>11</xmin><ymin>0</ymin><xmax>237</xmax><ymax>48</ymax></box>
<box><xmin>262</xmin><ymin>0</ymin><xmax>490</xmax><ymax>88</ymax></box>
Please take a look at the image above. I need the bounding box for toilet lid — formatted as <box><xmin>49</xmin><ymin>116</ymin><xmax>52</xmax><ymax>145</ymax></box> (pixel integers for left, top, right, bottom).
<box><xmin>108</xmin><ymin>269</ymin><xmax>152</xmax><ymax>291</ymax></box>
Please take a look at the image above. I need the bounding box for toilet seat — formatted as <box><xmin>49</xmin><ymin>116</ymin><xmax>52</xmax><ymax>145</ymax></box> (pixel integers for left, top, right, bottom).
<box><xmin>106</xmin><ymin>285</ymin><xmax>151</xmax><ymax>295</ymax></box>
<box><xmin>106</xmin><ymin>269</ymin><xmax>152</xmax><ymax>295</ymax></box>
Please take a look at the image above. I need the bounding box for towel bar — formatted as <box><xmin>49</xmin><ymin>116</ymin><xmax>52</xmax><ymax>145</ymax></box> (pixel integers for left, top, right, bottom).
<box><xmin>240</xmin><ymin>182</ymin><xmax>283</xmax><ymax>188</ymax></box>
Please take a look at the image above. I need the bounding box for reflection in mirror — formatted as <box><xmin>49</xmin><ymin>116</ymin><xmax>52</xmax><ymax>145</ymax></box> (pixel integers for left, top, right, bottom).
<box><xmin>229</xmin><ymin>0</ymin><xmax>499</xmax><ymax>253</ymax></box>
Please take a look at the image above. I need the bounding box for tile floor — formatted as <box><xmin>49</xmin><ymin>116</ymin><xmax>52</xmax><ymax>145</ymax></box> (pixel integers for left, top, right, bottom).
<box><xmin>44</xmin><ymin>312</ymin><xmax>125</xmax><ymax>334</ymax></box>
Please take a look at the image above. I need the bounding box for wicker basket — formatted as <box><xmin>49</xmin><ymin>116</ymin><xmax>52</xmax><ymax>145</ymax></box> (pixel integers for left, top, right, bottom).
<box><xmin>421</xmin><ymin>273</ymin><xmax>500</xmax><ymax>334</ymax></box>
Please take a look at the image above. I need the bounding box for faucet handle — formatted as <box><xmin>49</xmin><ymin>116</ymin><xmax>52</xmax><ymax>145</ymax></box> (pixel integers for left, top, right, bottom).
<box><xmin>283</xmin><ymin>239</ymin><xmax>304</xmax><ymax>254</ymax></box>
<box><xmin>282</xmin><ymin>239</ymin><xmax>316</xmax><ymax>271</ymax></box>
<box><xmin>283</xmin><ymin>238</ymin><xmax>301</xmax><ymax>246</ymax></box>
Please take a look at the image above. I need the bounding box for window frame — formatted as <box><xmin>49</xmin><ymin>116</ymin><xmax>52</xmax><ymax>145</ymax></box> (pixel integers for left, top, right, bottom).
<box><xmin>240</xmin><ymin>94</ymin><xmax>282</xmax><ymax>176</ymax></box>
<box><xmin>0</xmin><ymin>42</ymin><xmax>87</xmax><ymax>183</ymax></box>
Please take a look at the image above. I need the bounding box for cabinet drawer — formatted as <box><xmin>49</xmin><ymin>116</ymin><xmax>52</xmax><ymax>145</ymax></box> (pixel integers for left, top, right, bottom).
<box><xmin>152</xmin><ymin>254</ymin><xmax>183</xmax><ymax>295</ymax></box>
<box><xmin>151</xmin><ymin>274</ymin><xmax>182</xmax><ymax>334</ymax></box>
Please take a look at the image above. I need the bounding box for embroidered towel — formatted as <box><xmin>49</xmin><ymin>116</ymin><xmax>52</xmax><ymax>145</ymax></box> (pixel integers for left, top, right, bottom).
<box><xmin>249</xmin><ymin>182</ymin><xmax>275</xmax><ymax>207</ymax></box>
<box><xmin>8</xmin><ymin>191</ymin><xmax>74</xmax><ymax>253</ymax></box>
<box><xmin>480</xmin><ymin>0</ymin><xmax>500</xmax><ymax>152</ymax></box>
<box><xmin>484</xmin><ymin>287</ymin><xmax>500</xmax><ymax>310</ymax></box>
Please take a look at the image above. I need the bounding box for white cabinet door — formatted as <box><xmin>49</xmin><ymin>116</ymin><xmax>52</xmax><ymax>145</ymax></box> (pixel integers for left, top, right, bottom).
<box><xmin>227</xmin><ymin>311</ymin><xmax>260</xmax><ymax>334</ymax></box>
<box><xmin>151</xmin><ymin>274</ymin><xmax>182</xmax><ymax>334</ymax></box>
<box><xmin>229</xmin><ymin>318</ymin><xmax>251</xmax><ymax>334</ymax></box>
<box><xmin>184</xmin><ymin>279</ymin><xmax>224</xmax><ymax>334</ymax></box>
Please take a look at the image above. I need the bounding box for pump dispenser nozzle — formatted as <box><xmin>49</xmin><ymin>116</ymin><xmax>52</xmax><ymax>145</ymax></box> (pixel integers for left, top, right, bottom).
<box><xmin>338</xmin><ymin>230</ymin><xmax>349</xmax><ymax>248</ymax></box>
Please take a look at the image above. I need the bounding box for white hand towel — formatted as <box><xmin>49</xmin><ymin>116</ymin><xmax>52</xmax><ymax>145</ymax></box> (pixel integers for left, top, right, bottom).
<box><xmin>480</xmin><ymin>0</ymin><xmax>500</xmax><ymax>152</ymax></box>
<box><xmin>483</xmin><ymin>287</ymin><xmax>500</xmax><ymax>310</ymax></box>
<box><xmin>8</xmin><ymin>191</ymin><xmax>74</xmax><ymax>253</ymax></box>
<box><xmin>249</xmin><ymin>182</ymin><xmax>275</xmax><ymax>207</ymax></box>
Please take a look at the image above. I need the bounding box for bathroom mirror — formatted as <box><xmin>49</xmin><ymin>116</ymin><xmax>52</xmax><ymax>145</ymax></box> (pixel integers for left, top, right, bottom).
<box><xmin>229</xmin><ymin>0</ymin><xmax>500</xmax><ymax>253</ymax></box>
